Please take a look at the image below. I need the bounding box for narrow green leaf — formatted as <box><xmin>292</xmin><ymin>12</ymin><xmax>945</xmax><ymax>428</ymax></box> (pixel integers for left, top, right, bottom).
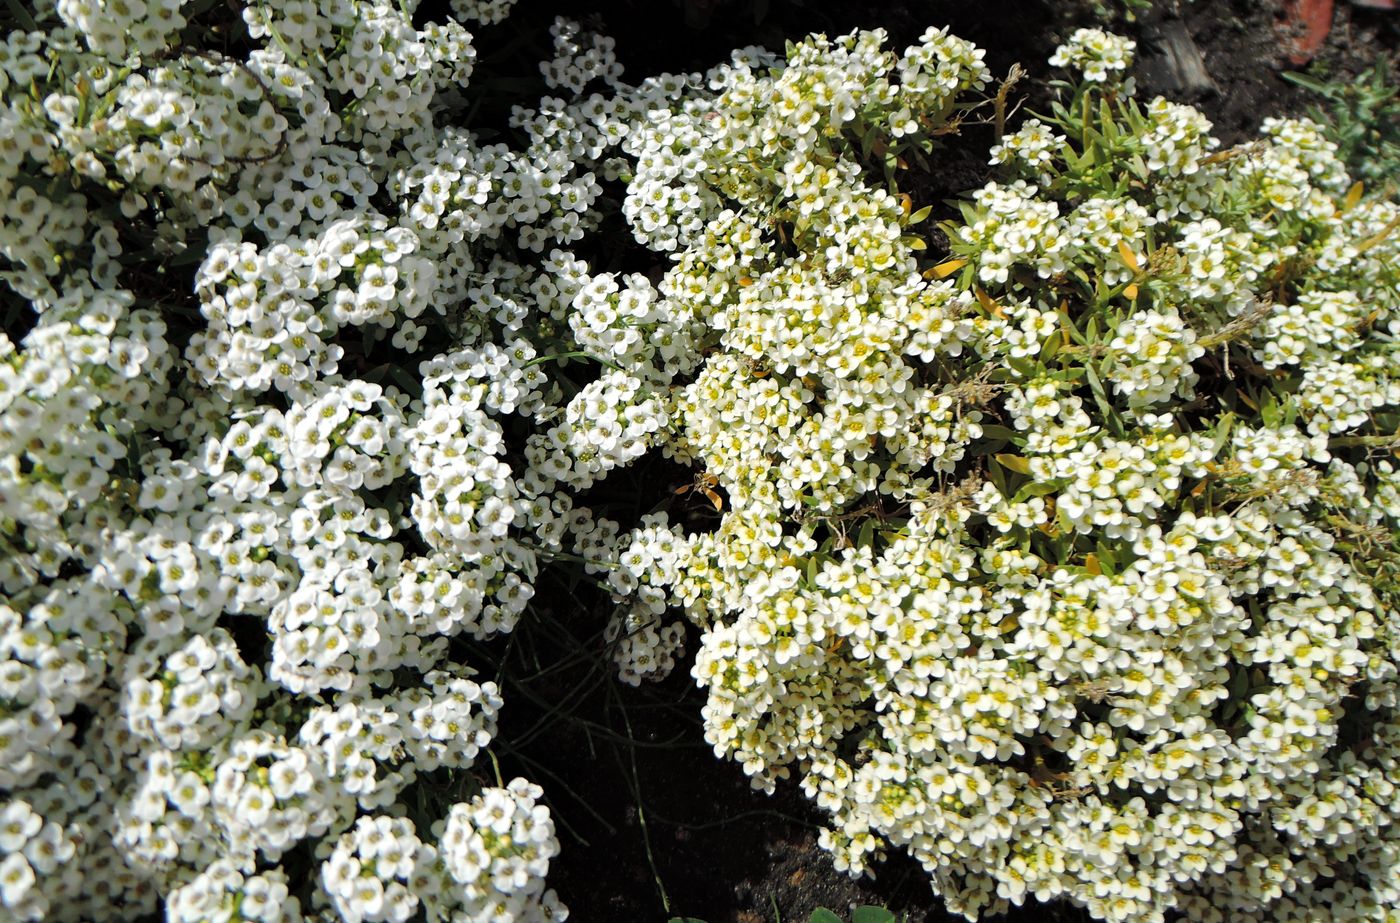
<box><xmin>3</xmin><ymin>0</ymin><xmax>38</xmax><ymax>30</ymax></box>
<box><xmin>1094</xmin><ymin>542</ymin><xmax>1119</xmax><ymax>576</ymax></box>
<box><xmin>1261</xmin><ymin>392</ymin><xmax>1281</xmax><ymax>429</ymax></box>
<box><xmin>1212</xmin><ymin>412</ymin><xmax>1236</xmax><ymax>457</ymax></box>
<box><xmin>856</xmin><ymin>517</ymin><xmax>877</xmax><ymax>551</ymax></box>
<box><xmin>1013</xmin><ymin>479</ymin><xmax>1063</xmax><ymax>503</ymax></box>
<box><xmin>1228</xmin><ymin>667</ymin><xmax>1248</xmax><ymax>704</ymax></box>
<box><xmin>1082</xmin><ymin>361</ymin><xmax>1118</xmax><ymax>434</ymax></box>
<box><xmin>1099</xmin><ymin>96</ymin><xmax>1117</xmax><ymax>140</ymax></box>
<box><xmin>988</xmin><ymin>454</ymin><xmax>1008</xmax><ymax>495</ymax></box>
<box><xmin>810</xmin><ymin>911</ymin><xmax>845</xmax><ymax>923</ymax></box>
<box><xmin>1057</xmin><ymin>502</ymin><xmax>1075</xmax><ymax>534</ymax></box>
<box><xmin>979</xmin><ymin>424</ymin><xmax>1019</xmax><ymax>442</ymax></box>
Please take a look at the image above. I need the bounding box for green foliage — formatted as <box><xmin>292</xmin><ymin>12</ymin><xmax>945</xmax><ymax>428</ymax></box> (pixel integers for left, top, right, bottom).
<box><xmin>645</xmin><ymin>22</ymin><xmax>1400</xmax><ymax>923</ymax></box>
<box><xmin>1065</xmin><ymin>0</ymin><xmax>1153</xmax><ymax>27</ymax></box>
<box><xmin>1284</xmin><ymin>59</ymin><xmax>1400</xmax><ymax>190</ymax></box>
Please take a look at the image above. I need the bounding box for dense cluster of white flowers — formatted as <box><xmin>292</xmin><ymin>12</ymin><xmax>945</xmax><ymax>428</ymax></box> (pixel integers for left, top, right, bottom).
<box><xmin>0</xmin><ymin>0</ymin><xmax>700</xmax><ymax>918</ymax></box>
<box><xmin>596</xmin><ymin>27</ymin><xmax>1400</xmax><ymax>923</ymax></box>
<box><xmin>430</xmin><ymin>778</ymin><xmax>566</xmax><ymax>922</ymax></box>
<box><xmin>5</xmin><ymin>2</ymin><xmax>1400</xmax><ymax>920</ymax></box>
<box><xmin>314</xmin><ymin>777</ymin><xmax>564</xmax><ymax>923</ymax></box>
<box><xmin>601</xmin><ymin>514</ymin><xmax>689</xmax><ymax>685</ymax></box>
<box><xmin>1047</xmin><ymin>28</ymin><xmax>1136</xmax><ymax>83</ymax></box>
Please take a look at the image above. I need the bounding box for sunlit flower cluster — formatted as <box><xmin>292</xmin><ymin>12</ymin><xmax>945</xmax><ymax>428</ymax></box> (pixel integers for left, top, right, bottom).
<box><xmin>0</xmin><ymin>2</ymin><xmax>686</xmax><ymax>919</ymax></box>
<box><xmin>1047</xmin><ymin>28</ymin><xmax>1136</xmax><ymax>83</ymax></box>
<box><xmin>608</xmin><ymin>27</ymin><xmax>1400</xmax><ymax>923</ymax></box>
<box><xmin>429</xmin><ymin>778</ymin><xmax>567</xmax><ymax>922</ymax></box>
<box><xmin>4</xmin><ymin>3</ymin><xmax>1400</xmax><ymax>922</ymax></box>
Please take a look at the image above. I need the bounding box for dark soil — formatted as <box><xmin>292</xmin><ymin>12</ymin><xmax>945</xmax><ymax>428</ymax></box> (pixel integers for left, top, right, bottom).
<box><xmin>449</xmin><ymin>2</ymin><xmax>1399</xmax><ymax>922</ymax></box>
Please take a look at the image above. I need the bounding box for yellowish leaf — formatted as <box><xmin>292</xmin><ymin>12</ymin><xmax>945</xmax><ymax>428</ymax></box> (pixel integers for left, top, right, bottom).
<box><xmin>994</xmin><ymin>453</ymin><xmax>1032</xmax><ymax>475</ymax></box>
<box><xmin>976</xmin><ymin>287</ymin><xmax>1007</xmax><ymax>319</ymax></box>
<box><xmin>930</xmin><ymin>258</ymin><xmax>967</xmax><ymax>279</ymax></box>
<box><xmin>1117</xmin><ymin>240</ymin><xmax>1141</xmax><ymax>274</ymax></box>
<box><xmin>1343</xmin><ymin>181</ymin><xmax>1364</xmax><ymax>213</ymax></box>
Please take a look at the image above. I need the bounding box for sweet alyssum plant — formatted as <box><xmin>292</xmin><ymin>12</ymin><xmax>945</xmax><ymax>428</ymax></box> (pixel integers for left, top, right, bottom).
<box><xmin>0</xmin><ymin>2</ymin><xmax>708</xmax><ymax>920</ymax></box>
<box><xmin>3</xmin><ymin>4</ymin><xmax>1400</xmax><ymax>922</ymax></box>
<box><xmin>600</xmin><ymin>26</ymin><xmax>1400</xmax><ymax>923</ymax></box>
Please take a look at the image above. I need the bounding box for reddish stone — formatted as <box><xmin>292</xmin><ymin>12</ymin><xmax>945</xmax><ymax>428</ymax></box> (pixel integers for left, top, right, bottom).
<box><xmin>1283</xmin><ymin>0</ymin><xmax>1334</xmax><ymax>65</ymax></box>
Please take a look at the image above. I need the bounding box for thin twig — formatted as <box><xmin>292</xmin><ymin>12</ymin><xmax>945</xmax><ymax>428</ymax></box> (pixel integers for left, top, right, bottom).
<box><xmin>994</xmin><ymin>64</ymin><xmax>1026</xmax><ymax>141</ymax></box>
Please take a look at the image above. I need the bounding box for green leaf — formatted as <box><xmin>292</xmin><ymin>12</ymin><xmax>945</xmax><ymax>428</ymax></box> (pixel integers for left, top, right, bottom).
<box><xmin>1013</xmin><ymin>479</ymin><xmax>1063</xmax><ymax>503</ymax></box>
<box><xmin>1078</xmin><ymin>142</ymin><xmax>1097</xmax><ymax>170</ymax></box>
<box><xmin>1228</xmin><ymin>666</ymin><xmax>1248</xmax><ymax>704</ymax></box>
<box><xmin>856</xmin><ymin>517</ymin><xmax>877</xmax><ymax>551</ymax></box>
<box><xmin>1281</xmin><ymin>70</ymin><xmax>1334</xmax><ymax>97</ymax></box>
<box><xmin>1056</xmin><ymin>502</ymin><xmax>1075</xmax><ymax>535</ymax></box>
<box><xmin>1212</xmin><ymin>412</ymin><xmax>1236</xmax><ymax>457</ymax></box>
<box><xmin>1081</xmin><ymin>361</ymin><xmax>1120</xmax><ymax>436</ymax></box>
<box><xmin>1129</xmin><ymin>153</ymin><xmax>1150</xmax><ymax>182</ymax></box>
<box><xmin>908</xmin><ymin>205</ymin><xmax>934</xmax><ymax>224</ymax></box>
<box><xmin>1099</xmin><ymin>96</ymin><xmax>1118</xmax><ymax>138</ymax></box>
<box><xmin>987</xmin><ymin>453</ymin><xmax>1008</xmax><ymax>495</ymax></box>
<box><xmin>810</xmin><ymin>911</ymin><xmax>845</xmax><ymax>923</ymax></box>
<box><xmin>852</xmin><ymin>907</ymin><xmax>898</xmax><ymax>923</ymax></box>
<box><xmin>1094</xmin><ymin>542</ymin><xmax>1119</xmax><ymax>576</ymax></box>
<box><xmin>3</xmin><ymin>0</ymin><xmax>38</xmax><ymax>30</ymax></box>
<box><xmin>979</xmin><ymin>424</ymin><xmax>1019</xmax><ymax>443</ymax></box>
<box><xmin>1260</xmin><ymin>392</ymin><xmax>1281</xmax><ymax>429</ymax></box>
<box><xmin>1007</xmin><ymin>356</ymin><xmax>1037</xmax><ymax>378</ymax></box>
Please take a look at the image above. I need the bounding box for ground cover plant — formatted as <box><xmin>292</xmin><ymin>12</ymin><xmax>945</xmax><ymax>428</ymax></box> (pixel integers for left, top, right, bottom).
<box><xmin>1</xmin><ymin>2</ymin><xmax>1399</xmax><ymax>923</ymax></box>
<box><xmin>603</xmin><ymin>24</ymin><xmax>1400</xmax><ymax>923</ymax></box>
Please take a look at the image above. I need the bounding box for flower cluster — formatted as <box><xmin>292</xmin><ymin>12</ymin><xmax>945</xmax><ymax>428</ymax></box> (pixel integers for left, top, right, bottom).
<box><xmin>603</xmin><ymin>515</ymin><xmax>689</xmax><ymax>684</ymax></box>
<box><xmin>1047</xmin><ymin>28</ymin><xmax>1136</xmax><ymax>83</ymax></box>
<box><xmin>5</xmin><ymin>3</ymin><xmax>1400</xmax><ymax>921</ymax></box>
<box><xmin>428</xmin><ymin>778</ymin><xmax>567</xmax><ymax>923</ymax></box>
<box><xmin>600</xmin><ymin>27</ymin><xmax>1400</xmax><ymax>923</ymax></box>
<box><xmin>321</xmin><ymin>815</ymin><xmax>425</xmax><ymax>923</ymax></box>
<box><xmin>0</xmin><ymin>1</ymin><xmax>688</xmax><ymax>919</ymax></box>
<box><xmin>527</xmin><ymin>369</ymin><xmax>669</xmax><ymax>491</ymax></box>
